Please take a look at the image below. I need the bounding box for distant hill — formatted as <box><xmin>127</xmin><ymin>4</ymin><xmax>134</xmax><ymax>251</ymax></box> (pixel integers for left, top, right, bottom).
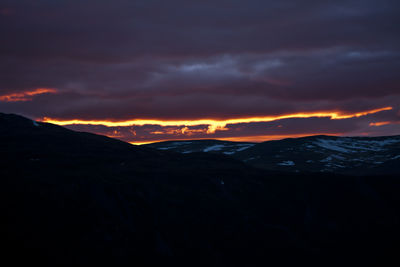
<box><xmin>1</xmin><ymin>112</ymin><xmax>400</xmax><ymax>266</ymax></box>
<box><xmin>146</xmin><ymin>135</ymin><xmax>400</xmax><ymax>175</ymax></box>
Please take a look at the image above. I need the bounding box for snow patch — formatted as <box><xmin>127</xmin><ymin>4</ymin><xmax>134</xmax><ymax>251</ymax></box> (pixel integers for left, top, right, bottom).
<box><xmin>314</xmin><ymin>138</ymin><xmax>400</xmax><ymax>153</ymax></box>
<box><xmin>244</xmin><ymin>157</ymin><xmax>256</xmax><ymax>162</ymax></box>
<box><xmin>158</xmin><ymin>147</ymin><xmax>176</xmax><ymax>150</ymax></box>
<box><xmin>278</xmin><ymin>161</ymin><xmax>295</xmax><ymax>166</ymax></box>
<box><xmin>321</xmin><ymin>156</ymin><xmax>333</xmax><ymax>162</ymax></box>
<box><xmin>170</xmin><ymin>141</ymin><xmax>192</xmax><ymax>146</ymax></box>
<box><xmin>333</xmin><ymin>164</ymin><xmax>345</xmax><ymax>168</ymax></box>
<box><xmin>235</xmin><ymin>144</ymin><xmax>255</xmax><ymax>152</ymax></box>
<box><xmin>314</xmin><ymin>139</ymin><xmax>353</xmax><ymax>153</ymax></box>
<box><xmin>203</xmin><ymin>145</ymin><xmax>226</xmax><ymax>152</ymax></box>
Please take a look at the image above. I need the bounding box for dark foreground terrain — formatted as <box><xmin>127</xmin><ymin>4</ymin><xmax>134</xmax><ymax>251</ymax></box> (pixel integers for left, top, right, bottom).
<box><xmin>1</xmin><ymin>113</ymin><xmax>400</xmax><ymax>266</ymax></box>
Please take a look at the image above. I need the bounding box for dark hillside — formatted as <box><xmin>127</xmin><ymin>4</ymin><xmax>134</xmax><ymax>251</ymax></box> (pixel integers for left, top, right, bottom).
<box><xmin>1</xmin><ymin>113</ymin><xmax>400</xmax><ymax>266</ymax></box>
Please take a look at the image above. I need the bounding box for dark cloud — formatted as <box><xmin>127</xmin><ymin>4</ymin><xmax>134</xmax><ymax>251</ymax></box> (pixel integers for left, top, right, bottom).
<box><xmin>0</xmin><ymin>0</ymin><xmax>399</xmax><ymax>140</ymax></box>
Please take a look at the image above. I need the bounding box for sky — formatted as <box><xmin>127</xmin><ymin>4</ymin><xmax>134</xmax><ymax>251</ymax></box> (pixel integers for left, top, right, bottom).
<box><xmin>1</xmin><ymin>0</ymin><xmax>400</xmax><ymax>144</ymax></box>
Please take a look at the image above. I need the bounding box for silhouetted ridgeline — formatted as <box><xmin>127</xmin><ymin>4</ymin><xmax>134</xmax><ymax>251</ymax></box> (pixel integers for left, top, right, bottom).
<box><xmin>1</xmin><ymin>113</ymin><xmax>400</xmax><ymax>266</ymax></box>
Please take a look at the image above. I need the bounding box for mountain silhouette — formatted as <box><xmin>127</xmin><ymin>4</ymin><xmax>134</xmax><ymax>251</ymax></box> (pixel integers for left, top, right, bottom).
<box><xmin>1</xmin><ymin>113</ymin><xmax>399</xmax><ymax>266</ymax></box>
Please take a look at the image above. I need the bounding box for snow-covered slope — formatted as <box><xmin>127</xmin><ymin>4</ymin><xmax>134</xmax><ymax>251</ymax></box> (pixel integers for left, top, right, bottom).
<box><xmin>146</xmin><ymin>135</ymin><xmax>400</xmax><ymax>175</ymax></box>
<box><xmin>147</xmin><ymin>140</ymin><xmax>255</xmax><ymax>155</ymax></box>
<box><xmin>236</xmin><ymin>135</ymin><xmax>400</xmax><ymax>174</ymax></box>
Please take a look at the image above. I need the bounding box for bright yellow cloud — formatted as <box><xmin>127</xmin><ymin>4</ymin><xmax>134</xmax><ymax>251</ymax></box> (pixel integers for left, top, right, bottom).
<box><xmin>41</xmin><ymin>106</ymin><xmax>392</xmax><ymax>133</ymax></box>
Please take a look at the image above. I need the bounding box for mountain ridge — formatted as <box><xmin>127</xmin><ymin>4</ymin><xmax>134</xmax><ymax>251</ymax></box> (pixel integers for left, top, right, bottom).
<box><xmin>146</xmin><ymin>134</ymin><xmax>400</xmax><ymax>175</ymax></box>
<box><xmin>1</xmin><ymin>112</ymin><xmax>400</xmax><ymax>266</ymax></box>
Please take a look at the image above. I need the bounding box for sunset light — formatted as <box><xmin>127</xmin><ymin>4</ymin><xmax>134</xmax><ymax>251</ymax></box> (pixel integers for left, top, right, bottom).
<box><xmin>39</xmin><ymin>106</ymin><xmax>393</xmax><ymax>143</ymax></box>
<box><xmin>41</xmin><ymin>107</ymin><xmax>392</xmax><ymax>130</ymax></box>
<box><xmin>0</xmin><ymin>88</ymin><xmax>57</xmax><ymax>102</ymax></box>
<box><xmin>2</xmin><ymin>1</ymin><xmax>400</xmax><ymax>264</ymax></box>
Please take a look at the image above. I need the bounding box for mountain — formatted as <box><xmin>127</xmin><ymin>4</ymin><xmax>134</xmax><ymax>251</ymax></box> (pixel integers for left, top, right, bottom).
<box><xmin>146</xmin><ymin>135</ymin><xmax>400</xmax><ymax>175</ymax></box>
<box><xmin>146</xmin><ymin>139</ymin><xmax>256</xmax><ymax>154</ymax></box>
<box><xmin>1</xmin><ymin>113</ymin><xmax>400</xmax><ymax>266</ymax></box>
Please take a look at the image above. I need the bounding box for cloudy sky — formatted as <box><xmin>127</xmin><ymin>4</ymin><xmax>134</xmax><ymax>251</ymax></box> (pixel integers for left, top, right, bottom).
<box><xmin>1</xmin><ymin>0</ymin><xmax>399</xmax><ymax>143</ymax></box>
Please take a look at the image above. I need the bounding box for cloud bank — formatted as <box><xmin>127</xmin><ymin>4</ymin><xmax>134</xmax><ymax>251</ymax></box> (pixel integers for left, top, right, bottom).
<box><xmin>1</xmin><ymin>0</ymin><xmax>399</xmax><ymax>142</ymax></box>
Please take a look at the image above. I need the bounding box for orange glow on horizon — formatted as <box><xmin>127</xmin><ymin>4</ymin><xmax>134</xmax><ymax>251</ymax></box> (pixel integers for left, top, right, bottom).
<box><xmin>40</xmin><ymin>106</ymin><xmax>393</xmax><ymax>134</ymax></box>
<box><xmin>369</xmin><ymin>121</ymin><xmax>397</xmax><ymax>127</ymax></box>
<box><xmin>0</xmin><ymin>88</ymin><xmax>57</xmax><ymax>102</ymax></box>
<box><xmin>130</xmin><ymin>141</ymin><xmax>160</xmax><ymax>145</ymax></box>
<box><xmin>128</xmin><ymin>133</ymin><xmax>342</xmax><ymax>145</ymax></box>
